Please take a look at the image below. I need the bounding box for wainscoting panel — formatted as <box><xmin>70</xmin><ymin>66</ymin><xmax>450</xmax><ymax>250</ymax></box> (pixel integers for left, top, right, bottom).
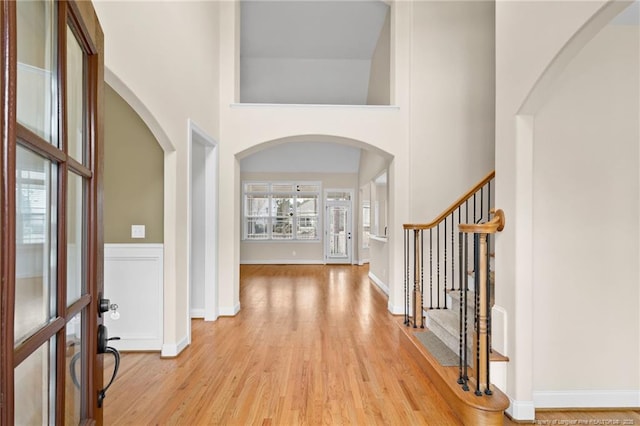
<box><xmin>104</xmin><ymin>244</ymin><xmax>163</xmax><ymax>351</ymax></box>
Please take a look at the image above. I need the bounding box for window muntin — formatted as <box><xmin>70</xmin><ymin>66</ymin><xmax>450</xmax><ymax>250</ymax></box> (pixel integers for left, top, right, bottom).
<box><xmin>243</xmin><ymin>182</ymin><xmax>321</xmax><ymax>241</ymax></box>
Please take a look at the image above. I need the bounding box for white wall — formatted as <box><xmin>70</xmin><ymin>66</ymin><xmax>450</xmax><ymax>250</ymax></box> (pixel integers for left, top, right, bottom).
<box><xmin>219</xmin><ymin>0</ymin><xmax>415</xmax><ymax>316</ymax></box>
<box><xmin>358</xmin><ymin>146</ymin><xmax>388</xmax><ymax>185</ymax></box>
<box><xmin>96</xmin><ymin>0</ymin><xmax>505</xmax><ymax>355</ymax></box>
<box><xmin>94</xmin><ymin>0</ymin><xmax>220</xmax><ymax>354</ymax></box>
<box><xmin>410</xmin><ymin>1</ymin><xmax>496</xmax><ymax>222</ymax></box>
<box><xmin>190</xmin><ymin>142</ymin><xmax>206</xmax><ymax>316</ymax></box>
<box><xmin>495</xmin><ymin>0</ymin><xmax>636</xmax><ymax>419</ymax></box>
<box><xmin>241</xmin><ymin>142</ymin><xmax>361</xmax><ymax>173</ymax></box>
<box><xmin>532</xmin><ymin>23</ymin><xmax>639</xmax><ymax>403</ymax></box>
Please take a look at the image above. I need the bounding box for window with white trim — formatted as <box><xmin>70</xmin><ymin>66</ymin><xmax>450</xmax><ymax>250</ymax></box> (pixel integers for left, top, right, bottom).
<box><xmin>243</xmin><ymin>182</ymin><xmax>321</xmax><ymax>241</ymax></box>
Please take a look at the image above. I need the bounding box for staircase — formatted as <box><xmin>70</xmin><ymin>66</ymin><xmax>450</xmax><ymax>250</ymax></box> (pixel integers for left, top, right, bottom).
<box><xmin>427</xmin><ymin>270</ymin><xmax>495</xmax><ymax>368</ymax></box>
<box><xmin>401</xmin><ymin>171</ymin><xmax>510</xmax><ymax>425</ymax></box>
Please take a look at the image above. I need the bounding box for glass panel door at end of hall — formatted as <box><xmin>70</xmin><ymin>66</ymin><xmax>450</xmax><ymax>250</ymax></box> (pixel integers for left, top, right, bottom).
<box><xmin>325</xmin><ymin>191</ymin><xmax>353</xmax><ymax>264</ymax></box>
<box><xmin>1</xmin><ymin>0</ymin><xmax>107</xmax><ymax>424</ymax></box>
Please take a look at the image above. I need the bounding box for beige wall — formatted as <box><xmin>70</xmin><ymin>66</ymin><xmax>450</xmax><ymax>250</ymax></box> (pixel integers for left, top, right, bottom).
<box><xmin>94</xmin><ymin>0</ymin><xmax>220</xmax><ymax>352</ymax></box>
<box><xmin>410</xmin><ymin>1</ymin><xmax>496</xmax><ymax>222</ymax></box>
<box><xmin>532</xmin><ymin>23</ymin><xmax>639</xmax><ymax>394</ymax></box>
<box><xmin>495</xmin><ymin>0</ymin><xmax>635</xmax><ymax>418</ymax></box>
<box><xmin>367</xmin><ymin>8</ymin><xmax>390</xmax><ymax>105</ymax></box>
<box><xmin>104</xmin><ymin>84</ymin><xmax>164</xmax><ymax>243</ymax></box>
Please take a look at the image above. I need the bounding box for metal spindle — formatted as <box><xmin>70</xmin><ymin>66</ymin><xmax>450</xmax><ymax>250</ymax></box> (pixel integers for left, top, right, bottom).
<box><xmin>437</xmin><ymin>225</ymin><xmax>441</xmax><ymax>309</ymax></box>
<box><xmin>444</xmin><ymin>218</ymin><xmax>448</xmax><ymax>309</ymax></box>
<box><xmin>452</xmin><ymin>211</ymin><xmax>456</xmax><ymax>291</ymax></box>
<box><xmin>473</xmin><ymin>193</ymin><xmax>477</xmax><ymax>224</ymax></box>
<box><xmin>457</xmin><ymin>232</ymin><xmax>465</xmax><ymax>387</ymax></box>
<box><xmin>420</xmin><ymin>230</ymin><xmax>425</xmax><ymax>327</ymax></box>
<box><xmin>429</xmin><ymin>229</ymin><xmax>433</xmax><ymax>309</ymax></box>
<box><xmin>474</xmin><ymin>233</ymin><xmax>482</xmax><ymax>396</ymax></box>
<box><xmin>480</xmin><ymin>187</ymin><xmax>485</xmax><ymax>222</ymax></box>
<box><xmin>485</xmin><ymin>233</ymin><xmax>493</xmax><ymax>395</ymax></box>
<box><xmin>404</xmin><ymin>229</ymin><xmax>409</xmax><ymax>325</ymax></box>
<box><xmin>461</xmin><ymin>233</ymin><xmax>469</xmax><ymax>391</ymax></box>
<box><xmin>412</xmin><ymin>229</ymin><xmax>420</xmax><ymax>328</ymax></box>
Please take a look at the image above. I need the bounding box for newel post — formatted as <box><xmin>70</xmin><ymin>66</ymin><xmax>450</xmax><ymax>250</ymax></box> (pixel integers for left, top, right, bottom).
<box><xmin>475</xmin><ymin>232</ymin><xmax>490</xmax><ymax>395</ymax></box>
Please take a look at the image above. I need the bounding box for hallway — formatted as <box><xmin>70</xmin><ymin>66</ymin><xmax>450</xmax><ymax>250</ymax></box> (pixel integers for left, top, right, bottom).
<box><xmin>103</xmin><ymin>265</ymin><xmax>460</xmax><ymax>424</ymax></box>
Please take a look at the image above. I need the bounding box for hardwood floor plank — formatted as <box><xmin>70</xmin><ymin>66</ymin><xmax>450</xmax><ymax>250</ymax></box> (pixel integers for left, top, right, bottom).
<box><xmin>105</xmin><ymin>264</ymin><xmax>639</xmax><ymax>425</ymax></box>
<box><xmin>104</xmin><ymin>265</ymin><xmax>461</xmax><ymax>425</ymax></box>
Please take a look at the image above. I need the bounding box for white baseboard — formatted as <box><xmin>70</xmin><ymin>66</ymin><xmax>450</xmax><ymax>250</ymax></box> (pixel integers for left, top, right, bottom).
<box><xmin>387</xmin><ymin>301</ymin><xmax>404</xmax><ymax>315</ymax></box>
<box><xmin>161</xmin><ymin>334</ymin><xmax>189</xmax><ymax>358</ymax></box>
<box><xmin>533</xmin><ymin>390</ymin><xmax>640</xmax><ymax>408</ymax></box>
<box><xmin>358</xmin><ymin>258</ymin><xmax>370</xmax><ymax>266</ymax></box>
<box><xmin>190</xmin><ymin>308</ymin><xmax>205</xmax><ymax>318</ymax></box>
<box><xmin>219</xmin><ymin>302</ymin><xmax>241</xmax><ymax>316</ymax></box>
<box><xmin>506</xmin><ymin>399</ymin><xmax>535</xmax><ymax>421</ymax></box>
<box><xmin>368</xmin><ymin>271</ymin><xmax>389</xmax><ymax>295</ymax></box>
<box><xmin>240</xmin><ymin>259</ymin><xmax>324</xmax><ymax>265</ymax></box>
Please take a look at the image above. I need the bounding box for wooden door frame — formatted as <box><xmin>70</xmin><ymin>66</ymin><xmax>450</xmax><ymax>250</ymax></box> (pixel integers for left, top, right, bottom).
<box><xmin>0</xmin><ymin>1</ymin><xmax>18</xmax><ymax>423</ymax></box>
<box><xmin>0</xmin><ymin>1</ymin><xmax>104</xmax><ymax>423</ymax></box>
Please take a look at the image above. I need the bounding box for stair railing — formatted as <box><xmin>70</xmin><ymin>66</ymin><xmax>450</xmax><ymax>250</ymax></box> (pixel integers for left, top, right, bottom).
<box><xmin>403</xmin><ymin>171</ymin><xmax>494</xmax><ymax>328</ymax></box>
<box><xmin>458</xmin><ymin>209</ymin><xmax>505</xmax><ymax>396</ymax></box>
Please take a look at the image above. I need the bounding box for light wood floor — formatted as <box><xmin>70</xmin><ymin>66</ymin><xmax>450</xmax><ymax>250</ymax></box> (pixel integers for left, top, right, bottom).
<box><xmin>104</xmin><ymin>265</ymin><xmax>640</xmax><ymax>425</ymax></box>
<box><xmin>104</xmin><ymin>264</ymin><xmax>460</xmax><ymax>425</ymax></box>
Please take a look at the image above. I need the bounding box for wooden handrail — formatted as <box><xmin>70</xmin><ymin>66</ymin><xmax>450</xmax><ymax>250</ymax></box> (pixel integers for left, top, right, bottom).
<box><xmin>403</xmin><ymin>170</ymin><xmax>495</xmax><ymax>230</ymax></box>
<box><xmin>459</xmin><ymin>209</ymin><xmax>505</xmax><ymax>234</ymax></box>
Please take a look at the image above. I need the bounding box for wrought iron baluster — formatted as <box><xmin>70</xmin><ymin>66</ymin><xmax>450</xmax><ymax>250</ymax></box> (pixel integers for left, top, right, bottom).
<box><xmin>437</xmin><ymin>224</ymin><xmax>441</xmax><ymax>309</ymax></box>
<box><xmin>457</xmin><ymin>231</ymin><xmax>465</xmax><ymax>388</ymax></box>
<box><xmin>444</xmin><ymin>218</ymin><xmax>448</xmax><ymax>309</ymax></box>
<box><xmin>429</xmin><ymin>228</ymin><xmax>433</xmax><ymax>309</ymax></box>
<box><xmin>473</xmin><ymin>193</ymin><xmax>477</xmax><ymax>224</ymax></box>
<box><xmin>420</xmin><ymin>230</ymin><xmax>425</xmax><ymax>327</ymax></box>
<box><xmin>452</xmin><ymin>210</ymin><xmax>456</xmax><ymax>291</ymax></box>
<box><xmin>461</xmin><ymin>233</ymin><xmax>469</xmax><ymax>391</ymax></box>
<box><xmin>404</xmin><ymin>229</ymin><xmax>409</xmax><ymax>325</ymax></box>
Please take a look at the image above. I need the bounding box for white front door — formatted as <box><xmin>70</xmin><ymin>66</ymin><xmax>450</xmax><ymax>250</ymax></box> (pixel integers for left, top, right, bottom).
<box><xmin>324</xmin><ymin>190</ymin><xmax>353</xmax><ymax>264</ymax></box>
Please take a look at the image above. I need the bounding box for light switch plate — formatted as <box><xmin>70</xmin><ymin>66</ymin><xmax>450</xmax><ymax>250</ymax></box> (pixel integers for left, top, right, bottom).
<box><xmin>131</xmin><ymin>225</ymin><xmax>145</xmax><ymax>239</ymax></box>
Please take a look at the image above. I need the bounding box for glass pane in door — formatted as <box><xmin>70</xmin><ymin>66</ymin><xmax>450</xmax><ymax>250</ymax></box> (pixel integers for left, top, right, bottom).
<box><xmin>66</xmin><ymin>26</ymin><xmax>86</xmax><ymax>164</ymax></box>
<box><xmin>65</xmin><ymin>312</ymin><xmax>83</xmax><ymax>424</ymax></box>
<box><xmin>15</xmin><ymin>339</ymin><xmax>54</xmax><ymax>424</ymax></box>
<box><xmin>16</xmin><ymin>0</ymin><xmax>57</xmax><ymax>144</ymax></box>
<box><xmin>15</xmin><ymin>145</ymin><xmax>56</xmax><ymax>344</ymax></box>
<box><xmin>67</xmin><ymin>172</ymin><xmax>84</xmax><ymax>306</ymax></box>
<box><xmin>328</xmin><ymin>206</ymin><xmax>348</xmax><ymax>257</ymax></box>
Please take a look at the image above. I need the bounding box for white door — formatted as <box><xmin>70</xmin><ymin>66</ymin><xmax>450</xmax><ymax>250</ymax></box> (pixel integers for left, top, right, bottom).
<box><xmin>325</xmin><ymin>190</ymin><xmax>353</xmax><ymax>264</ymax></box>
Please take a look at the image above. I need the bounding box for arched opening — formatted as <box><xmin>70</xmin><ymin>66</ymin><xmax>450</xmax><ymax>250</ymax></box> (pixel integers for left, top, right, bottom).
<box><xmin>102</xmin><ymin>71</ymin><xmax>168</xmax><ymax>352</ymax></box>
<box><xmin>237</xmin><ymin>135</ymin><xmax>393</xmax><ymax>290</ymax></box>
<box><xmin>508</xmin><ymin>0</ymin><xmax>639</xmax><ymax>415</ymax></box>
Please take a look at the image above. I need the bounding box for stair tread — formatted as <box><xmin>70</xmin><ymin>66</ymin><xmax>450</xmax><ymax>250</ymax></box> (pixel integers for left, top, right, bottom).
<box><xmin>427</xmin><ymin>309</ymin><xmax>471</xmax><ymax>337</ymax></box>
<box><xmin>397</xmin><ymin>318</ymin><xmax>510</xmax><ymax>424</ymax></box>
